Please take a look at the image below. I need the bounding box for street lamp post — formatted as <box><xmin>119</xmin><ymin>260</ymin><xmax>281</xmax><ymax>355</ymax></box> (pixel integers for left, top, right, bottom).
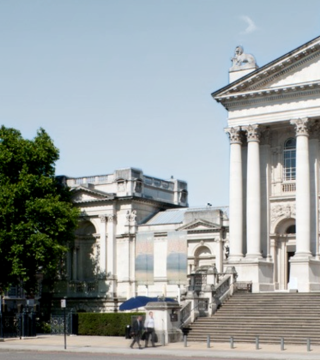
<box><xmin>61</xmin><ymin>298</ymin><xmax>67</xmax><ymax>350</ymax></box>
<box><xmin>0</xmin><ymin>293</ymin><xmax>3</xmax><ymax>340</ymax></box>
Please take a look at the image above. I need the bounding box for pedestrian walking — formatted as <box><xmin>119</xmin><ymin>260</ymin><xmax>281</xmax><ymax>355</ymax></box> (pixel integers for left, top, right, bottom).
<box><xmin>130</xmin><ymin>315</ymin><xmax>143</xmax><ymax>349</ymax></box>
<box><xmin>144</xmin><ymin>311</ymin><xmax>156</xmax><ymax>347</ymax></box>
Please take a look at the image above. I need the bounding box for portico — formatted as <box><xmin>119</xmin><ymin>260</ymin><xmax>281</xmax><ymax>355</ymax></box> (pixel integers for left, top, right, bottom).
<box><xmin>212</xmin><ymin>37</ymin><xmax>320</xmax><ymax>292</ymax></box>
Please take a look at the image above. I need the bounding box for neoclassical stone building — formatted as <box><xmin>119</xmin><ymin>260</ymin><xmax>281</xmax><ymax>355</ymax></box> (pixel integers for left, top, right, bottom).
<box><xmin>54</xmin><ymin>168</ymin><xmax>188</xmax><ymax>311</ymax></box>
<box><xmin>53</xmin><ymin>168</ymin><xmax>229</xmax><ymax>311</ymax></box>
<box><xmin>212</xmin><ymin>37</ymin><xmax>320</xmax><ymax>292</ymax></box>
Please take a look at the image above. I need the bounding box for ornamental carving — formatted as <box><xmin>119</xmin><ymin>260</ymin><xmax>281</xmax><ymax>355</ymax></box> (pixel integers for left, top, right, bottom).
<box><xmin>309</xmin><ymin>119</ymin><xmax>320</xmax><ymax>139</ymax></box>
<box><xmin>259</xmin><ymin>127</ymin><xmax>272</xmax><ymax>145</ymax></box>
<box><xmin>230</xmin><ymin>46</ymin><xmax>258</xmax><ymax>71</ymax></box>
<box><xmin>225</xmin><ymin>126</ymin><xmax>242</xmax><ymax>144</ymax></box>
<box><xmin>271</xmin><ymin>146</ymin><xmax>280</xmax><ymax>156</ymax></box>
<box><xmin>290</xmin><ymin>118</ymin><xmax>309</xmax><ymax>136</ymax></box>
<box><xmin>271</xmin><ymin>203</ymin><xmax>296</xmax><ymax>224</ymax></box>
<box><xmin>126</xmin><ymin>210</ymin><xmax>137</xmax><ymax>225</ymax></box>
<box><xmin>243</xmin><ymin>124</ymin><xmax>260</xmax><ymax>142</ymax></box>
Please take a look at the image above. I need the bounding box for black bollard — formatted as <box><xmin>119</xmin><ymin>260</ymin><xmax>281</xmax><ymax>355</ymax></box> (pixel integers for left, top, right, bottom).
<box><xmin>230</xmin><ymin>336</ymin><xmax>234</xmax><ymax>349</ymax></box>
<box><xmin>307</xmin><ymin>338</ymin><xmax>311</xmax><ymax>352</ymax></box>
<box><xmin>184</xmin><ymin>335</ymin><xmax>187</xmax><ymax>347</ymax></box>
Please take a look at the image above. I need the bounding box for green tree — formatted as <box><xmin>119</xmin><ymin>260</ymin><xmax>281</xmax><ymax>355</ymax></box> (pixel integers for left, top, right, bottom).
<box><xmin>0</xmin><ymin>126</ymin><xmax>79</xmax><ymax>294</ymax></box>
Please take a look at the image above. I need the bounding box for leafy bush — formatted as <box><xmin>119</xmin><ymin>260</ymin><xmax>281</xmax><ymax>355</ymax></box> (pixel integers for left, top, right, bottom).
<box><xmin>78</xmin><ymin>312</ymin><xmax>144</xmax><ymax>336</ymax></box>
<box><xmin>36</xmin><ymin>320</ymin><xmax>51</xmax><ymax>334</ymax></box>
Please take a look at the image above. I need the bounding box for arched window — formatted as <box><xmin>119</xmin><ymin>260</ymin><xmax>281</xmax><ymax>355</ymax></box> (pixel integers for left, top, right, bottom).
<box><xmin>283</xmin><ymin>138</ymin><xmax>296</xmax><ymax>181</ymax></box>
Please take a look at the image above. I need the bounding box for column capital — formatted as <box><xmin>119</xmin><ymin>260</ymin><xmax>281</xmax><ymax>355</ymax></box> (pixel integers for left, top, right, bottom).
<box><xmin>99</xmin><ymin>215</ymin><xmax>107</xmax><ymax>223</ymax></box>
<box><xmin>290</xmin><ymin>118</ymin><xmax>309</xmax><ymax>136</ymax></box>
<box><xmin>243</xmin><ymin>124</ymin><xmax>260</xmax><ymax>142</ymax></box>
<box><xmin>225</xmin><ymin>126</ymin><xmax>242</xmax><ymax>144</ymax></box>
<box><xmin>107</xmin><ymin>214</ymin><xmax>116</xmax><ymax>222</ymax></box>
<box><xmin>100</xmin><ymin>214</ymin><xmax>116</xmax><ymax>222</ymax></box>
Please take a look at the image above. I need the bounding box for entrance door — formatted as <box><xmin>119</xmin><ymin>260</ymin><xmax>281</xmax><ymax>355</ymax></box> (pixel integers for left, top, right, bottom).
<box><xmin>287</xmin><ymin>251</ymin><xmax>295</xmax><ymax>284</ymax></box>
<box><xmin>274</xmin><ymin>220</ymin><xmax>296</xmax><ymax>290</ymax></box>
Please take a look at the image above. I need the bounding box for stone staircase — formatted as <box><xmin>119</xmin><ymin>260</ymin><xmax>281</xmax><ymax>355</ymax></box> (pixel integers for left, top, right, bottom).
<box><xmin>187</xmin><ymin>292</ymin><xmax>320</xmax><ymax>344</ymax></box>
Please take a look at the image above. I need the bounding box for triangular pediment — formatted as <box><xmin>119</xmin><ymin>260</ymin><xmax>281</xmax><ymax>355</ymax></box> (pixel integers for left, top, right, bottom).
<box><xmin>177</xmin><ymin>219</ymin><xmax>221</xmax><ymax>231</ymax></box>
<box><xmin>212</xmin><ymin>35</ymin><xmax>320</xmax><ymax>104</ymax></box>
<box><xmin>71</xmin><ymin>186</ymin><xmax>114</xmax><ymax>203</ymax></box>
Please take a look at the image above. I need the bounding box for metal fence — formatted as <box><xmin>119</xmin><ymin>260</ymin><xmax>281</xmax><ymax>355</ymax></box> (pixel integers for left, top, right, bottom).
<box><xmin>1</xmin><ymin>312</ymin><xmax>36</xmax><ymax>338</ymax></box>
<box><xmin>50</xmin><ymin>312</ymin><xmax>78</xmax><ymax>335</ymax></box>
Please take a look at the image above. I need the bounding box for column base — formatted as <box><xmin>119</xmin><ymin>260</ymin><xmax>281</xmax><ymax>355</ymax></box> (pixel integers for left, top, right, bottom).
<box><xmin>245</xmin><ymin>253</ymin><xmax>263</xmax><ymax>261</ymax></box>
<box><xmin>225</xmin><ymin>259</ymin><xmax>274</xmax><ymax>292</ymax></box>
<box><xmin>289</xmin><ymin>257</ymin><xmax>320</xmax><ymax>292</ymax></box>
<box><xmin>228</xmin><ymin>254</ymin><xmax>244</xmax><ymax>262</ymax></box>
<box><xmin>292</xmin><ymin>251</ymin><xmax>312</xmax><ymax>260</ymax></box>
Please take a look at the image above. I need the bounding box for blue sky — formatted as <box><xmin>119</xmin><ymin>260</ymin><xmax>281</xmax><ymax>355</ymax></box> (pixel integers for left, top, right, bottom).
<box><xmin>1</xmin><ymin>1</ymin><xmax>320</xmax><ymax>207</ymax></box>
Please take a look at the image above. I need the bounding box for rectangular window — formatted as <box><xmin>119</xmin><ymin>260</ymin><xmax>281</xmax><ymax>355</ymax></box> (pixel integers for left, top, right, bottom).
<box><xmin>284</xmin><ymin>149</ymin><xmax>296</xmax><ymax>181</ymax></box>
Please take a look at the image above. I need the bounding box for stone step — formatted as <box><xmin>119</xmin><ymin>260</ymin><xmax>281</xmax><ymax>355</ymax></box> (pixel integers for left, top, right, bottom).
<box><xmin>187</xmin><ymin>292</ymin><xmax>320</xmax><ymax>344</ymax></box>
<box><xmin>190</xmin><ymin>327</ymin><xmax>320</xmax><ymax>333</ymax></box>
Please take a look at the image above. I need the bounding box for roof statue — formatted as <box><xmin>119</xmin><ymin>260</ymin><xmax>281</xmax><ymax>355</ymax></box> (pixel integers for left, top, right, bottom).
<box><xmin>230</xmin><ymin>45</ymin><xmax>258</xmax><ymax>71</ymax></box>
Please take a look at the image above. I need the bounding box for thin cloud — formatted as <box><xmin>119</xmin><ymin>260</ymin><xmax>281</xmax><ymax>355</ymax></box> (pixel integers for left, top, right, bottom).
<box><xmin>240</xmin><ymin>15</ymin><xmax>257</xmax><ymax>34</ymax></box>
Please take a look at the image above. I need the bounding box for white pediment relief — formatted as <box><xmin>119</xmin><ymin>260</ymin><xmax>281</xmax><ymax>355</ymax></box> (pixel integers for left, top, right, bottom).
<box><xmin>177</xmin><ymin>219</ymin><xmax>220</xmax><ymax>231</ymax></box>
<box><xmin>72</xmin><ymin>191</ymin><xmax>102</xmax><ymax>202</ymax></box>
<box><xmin>71</xmin><ymin>187</ymin><xmax>113</xmax><ymax>203</ymax></box>
<box><xmin>257</xmin><ymin>56</ymin><xmax>320</xmax><ymax>91</ymax></box>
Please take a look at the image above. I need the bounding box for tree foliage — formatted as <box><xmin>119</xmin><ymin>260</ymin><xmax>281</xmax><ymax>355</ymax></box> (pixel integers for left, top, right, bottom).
<box><xmin>0</xmin><ymin>126</ymin><xmax>79</xmax><ymax>293</ymax></box>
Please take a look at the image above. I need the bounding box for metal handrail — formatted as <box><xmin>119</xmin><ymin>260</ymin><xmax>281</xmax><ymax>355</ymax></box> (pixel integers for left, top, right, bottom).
<box><xmin>179</xmin><ymin>301</ymin><xmax>200</xmax><ymax>329</ymax></box>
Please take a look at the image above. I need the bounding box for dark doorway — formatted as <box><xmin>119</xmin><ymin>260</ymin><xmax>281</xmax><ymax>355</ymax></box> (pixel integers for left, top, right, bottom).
<box><xmin>286</xmin><ymin>225</ymin><xmax>296</xmax><ymax>234</ymax></box>
<box><xmin>287</xmin><ymin>251</ymin><xmax>295</xmax><ymax>283</ymax></box>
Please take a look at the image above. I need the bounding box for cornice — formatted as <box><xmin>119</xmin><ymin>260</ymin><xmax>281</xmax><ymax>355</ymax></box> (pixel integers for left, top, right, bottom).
<box><xmin>118</xmin><ymin>195</ymin><xmax>185</xmax><ymax>209</ymax></box>
<box><xmin>221</xmin><ymin>85</ymin><xmax>320</xmax><ymax>110</ymax></box>
<box><xmin>270</xmin><ymin>196</ymin><xmax>296</xmax><ymax>202</ymax></box>
<box><xmin>187</xmin><ymin>229</ymin><xmax>218</xmax><ymax>235</ymax></box>
<box><xmin>73</xmin><ymin>198</ymin><xmax>112</xmax><ymax>204</ymax></box>
<box><xmin>73</xmin><ymin>194</ymin><xmax>185</xmax><ymax>209</ymax></box>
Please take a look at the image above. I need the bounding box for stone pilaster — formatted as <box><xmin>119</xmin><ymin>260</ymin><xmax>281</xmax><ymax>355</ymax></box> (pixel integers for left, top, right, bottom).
<box><xmin>99</xmin><ymin>215</ymin><xmax>107</xmax><ymax>275</ymax></box>
<box><xmin>107</xmin><ymin>214</ymin><xmax>116</xmax><ymax>296</ymax></box>
<box><xmin>107</xmin><ymin>215</ymin><xmax>116</xmax><ymax>275</ymax></box>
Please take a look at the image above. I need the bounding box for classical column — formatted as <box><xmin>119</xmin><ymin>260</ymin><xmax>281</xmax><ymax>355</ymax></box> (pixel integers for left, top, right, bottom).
<box><xmin>225</xmin><ymin>127</ymin><xmax>243</xmax><ymax>260</ymax></box>
<box><xmin>290</xmin><ymin>118</ymin><xmax>311</xmax><ymax>257</ymax></box>
<box><xmin>99</xmin><ymin>215</ymin><xmax>107</xmax><ymax>275</ymax></box>
<box><xmin>243</xmin><ymin>124</ymin><xmax>262</xmax><ymax>259</ymax></box>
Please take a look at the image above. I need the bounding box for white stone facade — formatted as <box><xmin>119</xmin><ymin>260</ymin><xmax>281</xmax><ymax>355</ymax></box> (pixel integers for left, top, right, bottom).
<box><xmin>54</xmin><ymin>168</ymin><xmax>229</xmax><ymax>311</ymax></box>
<box><xmin>212</xmin><ymin>39</ymin><xmax>320</xmax><ymax>292</ymax></box>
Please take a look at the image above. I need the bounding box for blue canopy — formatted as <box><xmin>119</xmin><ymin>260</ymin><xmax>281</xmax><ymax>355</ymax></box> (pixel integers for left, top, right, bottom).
<box><xmin>119</xmin><ymin>296</ymin><xmax>176</xmax><ymax>311</ymax></box>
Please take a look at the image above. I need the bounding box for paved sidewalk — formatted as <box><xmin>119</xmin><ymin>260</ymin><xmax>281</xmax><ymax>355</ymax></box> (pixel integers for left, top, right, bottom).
<box><xmin>1</xmin><ymin>335</ymin><xmax>320</xmax><ymax>359</ymax></box>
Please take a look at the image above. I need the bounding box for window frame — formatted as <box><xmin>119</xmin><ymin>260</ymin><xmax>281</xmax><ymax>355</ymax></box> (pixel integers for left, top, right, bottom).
<box><xmin>283</xmin><ymin>137</ymin><xmax>296</xmax><ymax>182</ymax></box>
